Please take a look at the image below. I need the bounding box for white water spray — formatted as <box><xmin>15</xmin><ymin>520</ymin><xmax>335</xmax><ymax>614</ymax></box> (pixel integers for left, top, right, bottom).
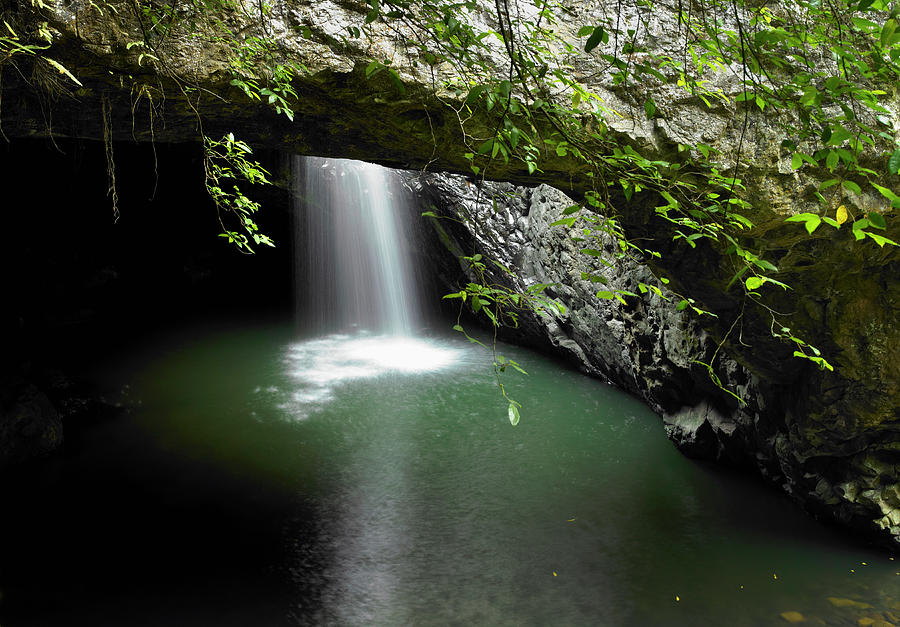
<box><xmin>294</xmin><ymin>156</ymin><xmax>420</xmax><ymax>336</ymax></box>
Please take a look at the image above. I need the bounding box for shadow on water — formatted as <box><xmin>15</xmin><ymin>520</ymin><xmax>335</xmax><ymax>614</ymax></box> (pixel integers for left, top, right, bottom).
<box><xmin>0</xmin><ymin>322</ymin><xmax>305</xmax><ymax>627</ymax></box>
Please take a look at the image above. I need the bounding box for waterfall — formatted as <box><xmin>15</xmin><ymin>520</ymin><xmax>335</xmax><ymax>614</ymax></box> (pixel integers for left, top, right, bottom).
<box><xmin>285</xmin><ymin>156</ymin><xmax>459</xmax><ymax>418</ymax></box>
<box><xmin>293</xmin><ymin>156</ymin><xmax>420</xmax><ymax>336</ymax></box>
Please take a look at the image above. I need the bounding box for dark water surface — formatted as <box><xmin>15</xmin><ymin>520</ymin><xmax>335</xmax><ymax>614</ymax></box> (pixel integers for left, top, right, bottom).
<box><xmin>1</xmin><ymin>320</ymin><xmax>898</xmax><ymax>626</ymax></box>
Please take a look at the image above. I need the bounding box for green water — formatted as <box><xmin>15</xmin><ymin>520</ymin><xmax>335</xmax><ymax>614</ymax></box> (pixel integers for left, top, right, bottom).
<box><xmin>2</xmin><ymin>320</ymin><xmax>898</xmax><ymax>626</ymax></box>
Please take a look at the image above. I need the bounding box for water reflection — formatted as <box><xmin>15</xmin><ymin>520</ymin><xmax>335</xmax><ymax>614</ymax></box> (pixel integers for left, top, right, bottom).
<box><xmin>269</xmin><ymin>330</ymin><xmax>900</xmax><ymax>626</ymax></box>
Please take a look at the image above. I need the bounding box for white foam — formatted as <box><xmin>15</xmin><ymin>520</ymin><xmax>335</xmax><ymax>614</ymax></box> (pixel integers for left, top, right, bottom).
<box><xmin>279</xmin><ymin>333</ymin><xmax>463</xmax><ymax>419</ymax></box>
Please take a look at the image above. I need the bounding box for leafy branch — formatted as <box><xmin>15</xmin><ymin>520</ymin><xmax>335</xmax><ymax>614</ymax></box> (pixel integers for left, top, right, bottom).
<box><xmin>203</xmin><ymin>132</ymin><xmax>275</xmax><ymax>253</ymax></box>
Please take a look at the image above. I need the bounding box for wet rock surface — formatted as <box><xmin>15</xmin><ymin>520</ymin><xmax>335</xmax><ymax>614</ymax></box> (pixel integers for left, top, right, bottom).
<box><xmin>411</xmin><ymin>172</ymin><xmax>900</xmax><ymax>550</ymax></box>
<box><xmin>0</xmin><ymin>381</ymin><xmax>63</xmax><ymax>467</ymax></box>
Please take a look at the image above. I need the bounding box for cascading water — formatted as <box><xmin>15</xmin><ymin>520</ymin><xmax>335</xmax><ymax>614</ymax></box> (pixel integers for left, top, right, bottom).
<box><xmin>294</xmin><ymin>156</ymin><xmax>420</xmax><ymax>336</ymax></box>
<box><xmin>286</xmin><ymin>156</ymin><xmax>460</xmax><ymax>416</ymax></box>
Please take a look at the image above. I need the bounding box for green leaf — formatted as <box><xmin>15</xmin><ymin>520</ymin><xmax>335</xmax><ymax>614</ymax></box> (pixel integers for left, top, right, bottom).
<box><xmin>867</xmin><ymin>212</ymin><xmax>887</xmax><ymax>230</ymax></box>
<box><xmin>387</xmin><ymin>69</ymin><xmax>406</xmax><ymax>95</ymax></box>
<box><xmin>826</xmin><ymin>127</ymin><xmax>851</xmax><ymax>146</ymax></box>
<box><xmin>871</xmin><ymin>182</ymin><xmax>900</xmax><ymax>208</ymax></box>
<box><xmin>584</xmin><ymin>26</ymin><xmax>608</xmax><ymax>53</ymax></box>
<box><xmin>889</xmin><ymin>149</ymin><xmax>900</xmax><ymax>175</ymax></box>
<box><xmin>791</xmin><ymin>153</ymin><xmax>803</xmax><ymax>170</ymax></box>
<box><xmin>365</xmin><ymin>60</ymin><xmax>382</xmax><ymax>78</ymax></box>
<box><xmin>581</xmin><ymin>272</ymin><xmax>607</xmax><ymax>284</ymax></box>
<box><xmin>865</xmin><ymin>231</ymin><xmax>899</xmax><ymax>247</ymax></box>
<box><xmin>659</xmin><ymin>190</ymin><xmax>679</xmax><ymax>207</ymax></box>
<box><xmin>745</xmin><ymin>276</ymin><xmax>766</xmax><ymax>291</ymax></box>
<box><xmin>508</xmin><ymin>402</ymin><xmax>520</xmax><ymax>426</ymax></box>
<box><xmin>676</xmin><ymin>299</ymin><xmax>689</xmax><ymax>311</ymax></box>
<box><xmin>508</xmin><ymin>126</ymin><xmax>520</xmax><ymax>149</ymax></box>
<box><xmin>842</xmin><ymin>180</ymin><xmax>862</xmax><ymax>194</ymax></box>
<box><xmin>752</xmin><ymin>258</ymin><xmax>778</xmax><ymax>272</ymax></box>
<box><xmin>44</xmin><ymin>57</ymin><xmax>83</xmax><ymax>86</ymax></box>
<box><xmin>508</xmin><ymin>361</ymin><xmax>528</xmax><ymax>375</ymax></box>
<box><xmin>596</xmin><ymin>290</ymin><xmax>615</xmax><ymax>299</ymax></box>
<box><xmin>785</xmin><ymin>213</ymin><xmax>822</xmax><ymax>234</ymax></box>
<box><xmin>729</xmin><ymin>213</ymin><xmax>754</xmax><ymax>229</ymax></box>
<box><xmin>644</xmin><ymin>98</ymin><xmax>656</xmax><ymax>119</ymax></box>
<box><xmin>466</xmin><ymin>84</ymin><xmax>485</xmax><ymax>103</ymax></box>
<box><xmin>881</xmin><ymin>18</ymin><xmax>897</xmax><ymax>48</ymax></box>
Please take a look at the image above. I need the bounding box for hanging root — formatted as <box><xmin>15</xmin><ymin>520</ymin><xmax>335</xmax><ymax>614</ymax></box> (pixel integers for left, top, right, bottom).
<box><xmin>102</xmin><ymin>92</ymin><xmax>119</xmax><ymax>222</ymax></box>
<box><xmin>0</xmin><ymin>65</ymin><xmax>6</xmax><ymax>143</ymax></box>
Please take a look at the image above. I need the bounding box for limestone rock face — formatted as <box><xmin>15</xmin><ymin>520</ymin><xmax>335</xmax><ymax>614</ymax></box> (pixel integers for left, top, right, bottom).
<box><xmin>411</xmin><ymin>172</ymin><xmax>900</xmax><ymax>548</ymax></box>
<box><xmin>3</xmin><ymin>0</ymin><xmax>899</xmax><ymax>547</ymax></box>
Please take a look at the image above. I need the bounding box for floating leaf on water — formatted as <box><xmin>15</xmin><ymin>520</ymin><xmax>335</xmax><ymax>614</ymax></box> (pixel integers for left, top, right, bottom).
<box><xmin>779</xmin><ymin>610</ymin><xmax>805</xmax><ymax>623</ymax></box>
<box><xmin>827</xmin><ymin>597</ymin><xmax>873</xmax><ymax>609</ymax></box>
